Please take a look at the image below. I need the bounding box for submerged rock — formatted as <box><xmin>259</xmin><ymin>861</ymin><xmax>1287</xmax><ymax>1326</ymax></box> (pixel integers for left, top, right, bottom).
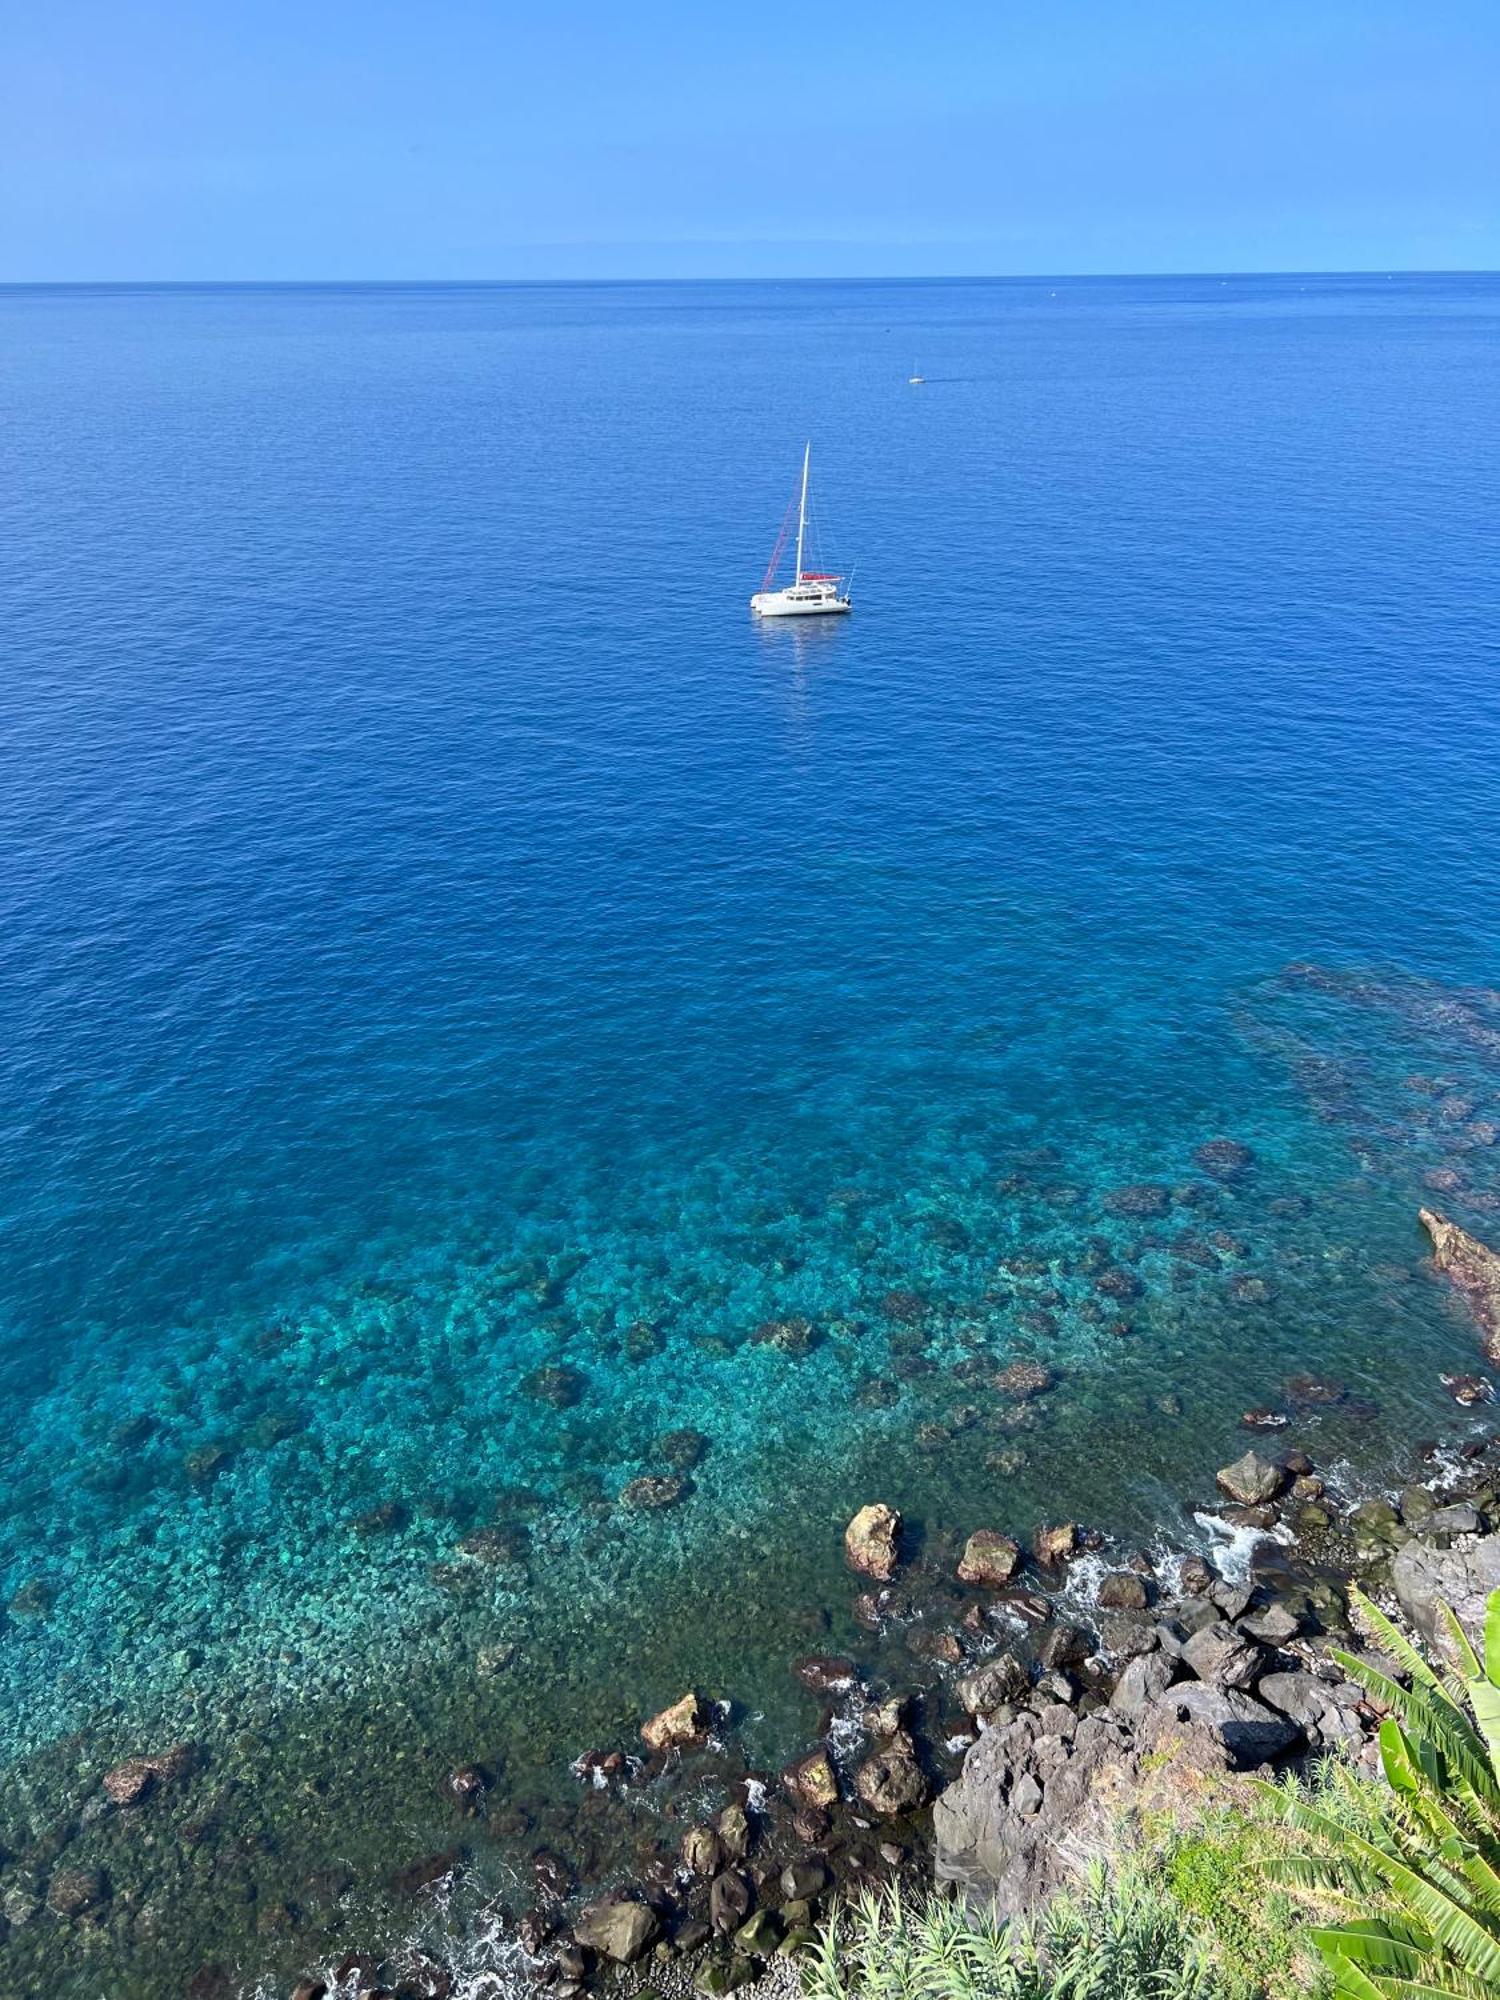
<box><xmin>620</xmin><ymin>1475</ymin><xmax>688</xmax><ymax>1511</ymax></box>
<box><xmin>845</xmin><ymin>1502</ymin><xmax>902</xmax><ymax>1581</ymax></box>
<box><xmin>1421</xmin><ymin>1209</ymin><xmax>1500</xmax><ymax>1360</ymax></box>
<box><xmin>1103</xmin><ymin>1184</ymin><xmax>1172</xmax><ymax>1218</ymax></box>
<box><xmin>993</xmin><ymin>1361</ymin><xmax>1053</xmax><ymax>1400</ymax></box>
<box><xmin>102</xmin><ymin>1744</ymin><xmax>198</xmax><ymax>1808</ymax></box>
<box><xmin>751</xmin><ymin>1317</ymin><xmax>820</xmax><ymax>1357</ymax></box>
<box><xmin>1194</xmin><ymin>1139</ymin><xmax>1255</xmax><ymax>1180</ymax></box>
<box><xmin>654</xmin><ymin>1426</ymin><xmax>708</xmax><ymax>1470</ymax></box>
<box><xmin>520</xmin><ymin>1365</ymin><xmax>583</xmax><ymax>1408</ymax></box>
<box><xmin>46</xmin><ymin>1867</ymin><xmax>109</xmax><ymax>1919</ymax></box>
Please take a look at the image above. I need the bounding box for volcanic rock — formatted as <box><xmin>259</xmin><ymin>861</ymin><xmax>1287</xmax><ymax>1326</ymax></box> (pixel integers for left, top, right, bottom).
<box><xmin>1096</xmin><ymin>1571</ymin><xmax>1149</xmax><ymax>1611</ymax></box>
<box><xmin>641</xmin><ymin>1691</ymin><xmax>709</xmax><ymax>1753</ymax></box>
<box><xmin>855</xmin><ymin>1734</ymin><xmax>930</xmax><ymax>1816</ymax></box>
<box><xmin>957</xmin><ymin>1530</ymin><xmax>1022</xmax><ymax>1587</ymax></box>
<box><xmin>1033</xmin><ymin>1522</ymin><xmax>1077</xmax><ymax>1567</ymax></box>
<box><xmin>716</xmin><ymin>1802</ymin><xmax>751</xmax><ymax>1860</ymax></box>
<box><xmin>793</xmin><ymin>1655</ymin><xmax>858</xmax><ymax>1694</ymax></box>
<box><xmin>1142</xmin><ymin>1683</ymin><xmax>1299</xmax><ymax>1765</ymax></box>
<box><xmin>682</xmin><ymin>1825</ymin><xmax>724</xmax><ymax>1876</ymax></box>
<box><xmin>782</xmin><ymin>1749</ymin><xmax>838</xmax><ymax>1808</ymax></box>
<box><xmin>1180</xmin><ymin>1623</ymin><xmax>1265</xmax><ymax>1691</ymax></box>
<box><xmin>1392</xmin><ymin>1534</ymin><xmax>1500</xmax><ymax>1662</ymax></box>
<box><xmin>709</xmin><ymin>1869</ymin><xmax>752</xmax><ymax>1933</ymax></box>
<box><xmin>1421</xmin><ymin>1210</ymin><xmax>1500</xmax><ymax>1360</ymax></box>
<box><xmin>845</xmin><ymin>1503</ymin><xmax>901</xmax><ymax>1581</ymax></box>
<box><xmin>1215</xmin><ymin>1450</ymin><xmax>1286</xmax><ymax>1506</ymax></box>
<box><xmin>957</xmin><ymin>1653</ymin><xmax>1028</xmax><ymax>1716</ymax></box>
<box><xmin>781</xmin><ymin>1858</ymin><xmax>830</xmax><ymax>1901</ymax></box>
<box><xmin>574</xmin><ymin>1897</ymin><xmax>657</xmax><ymax>1964</ymax></box>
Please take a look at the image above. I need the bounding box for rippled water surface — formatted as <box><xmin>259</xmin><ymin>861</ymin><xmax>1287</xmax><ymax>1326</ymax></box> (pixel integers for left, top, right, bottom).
<box><xmin>2</xmin><ymin>274</ymin><xmax>1500</xmax><ymax>1993</ymax></box>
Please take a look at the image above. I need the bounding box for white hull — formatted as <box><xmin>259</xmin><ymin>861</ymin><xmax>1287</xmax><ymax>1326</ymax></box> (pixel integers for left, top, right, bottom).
<box><xmin>750</xmin><ymin>588</ymin><xmax>851</xmax><ymax>618</ymax></box>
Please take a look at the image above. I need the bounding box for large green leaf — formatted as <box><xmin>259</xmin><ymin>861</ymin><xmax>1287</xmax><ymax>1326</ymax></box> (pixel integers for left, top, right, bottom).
<box><xmin>1314</xmin><ymin>1918</ymin><xmax>1432</xmax><ymax>1976</ymax></box>
<box><xmin>1350</xmin><ymin>1588</ymin><xmax>1463</xmax><ymax>1700</ymax></box>
<box><xmin>1327</xmin><ymin>1954</ymin><xmax>1398</xmax><ymax>1999</ymax></box>
<box><xmin>1484</xmin><ymin>1591</ymin><xmax>1500</xmax><ymax>1690</ymax></box>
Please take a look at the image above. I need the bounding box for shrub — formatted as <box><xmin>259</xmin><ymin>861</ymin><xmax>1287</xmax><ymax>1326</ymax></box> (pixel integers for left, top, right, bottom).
<box><xmin>1258</xmin><ymin>1584</ymin><xmax>1500</xmax><ymax>1998</ymax></box>
<box><xmin>1165</xmin><ymin>1812</ymin><xmax>1321</xmax><ymax>2000</ymax></box>
<box><xmin>801</xmin><ymin>1864</ymin><xmax>1232</xmax><ymax>2000</ymax></box>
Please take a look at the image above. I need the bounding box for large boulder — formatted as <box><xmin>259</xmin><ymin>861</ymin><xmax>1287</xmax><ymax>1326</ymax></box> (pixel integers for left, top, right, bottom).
<box><xmin>1109</xmin><ymin>1650</ymin><xmax>1176</xmax><ymax>1716</ymax></box>
<box><xmin>1215</xmin><ymin>1451</ymin><xmax>1286</xmax><ymax>1506</ymax></box>
<box><xmin>1391</xmin><ymin>1534</ymin><xmax>1500</xmax><ymax>1663</ymax></box>
<box><xmin>1180</xmin><ymin>1623</ymin><xmax>1266</xmax><ymax>1691</ymax></box>
<box><xmin>854</xmin><ymin>1733</ymin><xmax>929</xmax><ymax>1815</ymax></box>
<box><xmin>957</xmin><ymin>1654</ymin><xmax>1029</xmax><ymax>1716</ymax></box>
<box><xmin>845</xmin><ymin>1503</ymin><xmax>902</xmax><ymax>1582</ymax></box>
<box><xmin>1141</xmin><ymin>1683</ymin><xmax>1300</xmax><ymax>1766</ymax></box>
<box><xmin>933</xmin><ymin>1708</ymin><xmax>1137</xmax><ymax>1913</ymax></box>
<box><xmin>641</xmin><ymin>1691</ymin><xmax>709</xmax><ymax>1753</ymax></box>
<box><xmin>1421</xmin><ymin>1210</ymin><xmax>1500</xmax><ymax>1359</ymax></box>
<box><xmin>1257</xmin><ymin>1671</ymin><xmax>1365</xmax><ymax>1750</ymax></box>
<box><xmin>574</xmin><ymin>1897</ymin><xmax>657</xmax><ymax>1964</ymax></box>
<box><xmin>958</xmin><ymin>1531</ymin><xmax>1022</xmax><ymax>1587</ymax></box>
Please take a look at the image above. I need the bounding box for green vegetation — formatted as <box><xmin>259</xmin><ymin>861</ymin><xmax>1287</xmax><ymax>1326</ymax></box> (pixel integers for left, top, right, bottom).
<box><xmin>801</xmin><ymin>1861</ymin><xmax>1254</xmax><ymax>2000</ymax></box>
<box><xmin>1259</xmin><ymin>1585</ymin><xmax>1500</xmax><ymax>1999</ymax></box>
<box><xmin>1164</xmin><ymin>1808</ymin><xmax>1316</xmax><ymax>1998</ymax></box>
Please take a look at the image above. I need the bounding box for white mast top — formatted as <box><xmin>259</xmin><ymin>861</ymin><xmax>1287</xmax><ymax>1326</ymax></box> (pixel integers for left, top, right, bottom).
<box><xmin>794</xmin><ymin>441</ymin><xmax>810</xmax><ymax>587</ymax></box>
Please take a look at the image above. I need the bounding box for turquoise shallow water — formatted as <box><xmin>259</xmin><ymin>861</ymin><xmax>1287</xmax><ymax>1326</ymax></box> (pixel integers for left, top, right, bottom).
<box><xmin>2</xmin><ymin>274</ymin><xmax>1500</xmax><ymax>1993</ymax></box>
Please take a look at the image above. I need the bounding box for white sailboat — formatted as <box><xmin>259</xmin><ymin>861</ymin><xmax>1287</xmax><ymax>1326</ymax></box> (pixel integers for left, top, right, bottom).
<box><xmin>749</xmin><ymin>444</ymin><xmax>852</xmax><ymax>618</ymax></box>
<box><xmin>908</xmin><ymin>363</ymin><xmax>925</xmax><ymax>384</ymax></box>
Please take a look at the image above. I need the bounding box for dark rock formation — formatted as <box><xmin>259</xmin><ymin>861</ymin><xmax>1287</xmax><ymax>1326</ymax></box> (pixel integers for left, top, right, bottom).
<box><xmin>1195</xmin><ymin>1139</ymin><xmax>1254</xmax><ymax>1180</ymax></box>
<box><xmin>1392</xmin><ymin>1534</ymin><xmax>1500</xmax><ymax>1664</ymax></box>
<box><xmin>1421</xmin><ymin>1209</ymin><xmax>1500</xmax><ymax>1359</ymax></box>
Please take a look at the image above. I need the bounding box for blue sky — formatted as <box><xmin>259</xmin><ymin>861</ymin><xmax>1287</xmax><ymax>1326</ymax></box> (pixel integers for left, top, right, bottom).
<box><xmin>2</xmin><ymin>0</ymin><xmax>1496</xmax><ymax>280</ymax></box>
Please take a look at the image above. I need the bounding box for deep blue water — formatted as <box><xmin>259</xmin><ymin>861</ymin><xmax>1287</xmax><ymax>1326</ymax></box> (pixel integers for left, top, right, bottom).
<box><xmin>3</xmin><ymin>273</ymin><xmax>1500</xmax><ymax>1993</ymax></box>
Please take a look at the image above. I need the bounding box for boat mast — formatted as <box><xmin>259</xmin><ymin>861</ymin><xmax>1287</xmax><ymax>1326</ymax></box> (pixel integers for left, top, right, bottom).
<box><xmin>794</xmin><ymin>442</ymin><xmax>810</xmax><ymax>587</ymax></box>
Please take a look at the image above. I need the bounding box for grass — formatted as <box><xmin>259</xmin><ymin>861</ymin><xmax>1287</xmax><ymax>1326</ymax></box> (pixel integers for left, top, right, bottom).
<box><xmin>800</xmin><ymin>1797</ymin><xmax>1331</xmax><ymax>2000</ymax></box>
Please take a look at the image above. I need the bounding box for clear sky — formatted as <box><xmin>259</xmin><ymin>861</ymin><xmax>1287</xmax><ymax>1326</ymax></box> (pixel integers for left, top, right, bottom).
<box><xmin>2</xmin><ymin>0</ymin><xmax>1497</xmax><ymax>281</ymax></box>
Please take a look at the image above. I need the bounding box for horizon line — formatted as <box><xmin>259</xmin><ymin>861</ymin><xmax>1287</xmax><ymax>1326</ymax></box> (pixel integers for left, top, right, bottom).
<box><xmin>3</xmin><ymin>266</ymin><xmax>1498</xmax><ymax>291</ymax></box>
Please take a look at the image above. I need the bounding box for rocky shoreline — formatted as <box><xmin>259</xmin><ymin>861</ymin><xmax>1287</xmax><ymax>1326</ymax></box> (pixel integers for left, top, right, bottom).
<box><xmin>19</xmin><ymin>1207</ymin><xmax>1500</xmax><ymax>2000</ymax></box>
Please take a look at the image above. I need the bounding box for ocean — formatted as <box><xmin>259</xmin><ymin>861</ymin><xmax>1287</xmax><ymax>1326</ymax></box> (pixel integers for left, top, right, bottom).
<box><xmin>2</xmin><ymin>272</ymin><xmax>1499</xmax><ymax>1994</ymax></box>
